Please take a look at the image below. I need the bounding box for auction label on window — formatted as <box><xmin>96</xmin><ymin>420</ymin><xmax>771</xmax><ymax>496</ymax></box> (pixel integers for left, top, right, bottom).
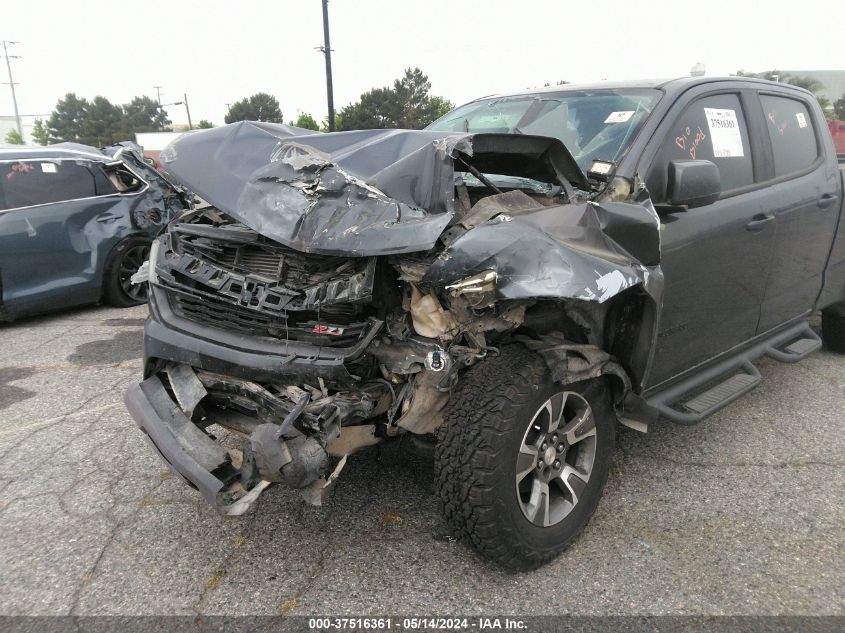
<box><xmin>703</xmin><ymin>108</ymin><xmax>744</xmax><ymax>157</ymax></box>
<box><xmin>604</xmin><ymin>110</ymin><xmax>634</xmax><ymax>123</ymax></box>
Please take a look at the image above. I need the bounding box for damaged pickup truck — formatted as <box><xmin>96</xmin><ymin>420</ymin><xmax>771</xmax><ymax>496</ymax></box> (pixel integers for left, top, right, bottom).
<box><xmin>125</xmin><ymin>77</ymin><xmax>845</xmax><ymax>570</ymax></box>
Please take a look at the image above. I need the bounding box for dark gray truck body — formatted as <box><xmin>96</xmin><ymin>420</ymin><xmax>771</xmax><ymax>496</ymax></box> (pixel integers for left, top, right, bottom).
<box><xmin>124</xmin><ymin>77</ymin><xmax>845</xmax><ymax>512</ymax></box>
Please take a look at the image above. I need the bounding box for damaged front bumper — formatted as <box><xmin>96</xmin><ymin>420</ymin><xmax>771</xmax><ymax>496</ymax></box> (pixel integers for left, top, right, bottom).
<box><xmin>126</xmin><ymin>283</ymin><xmax>387</xmax><ymax>513</ymax></box>
<box><xmin>125</xmin><ymin>360</ymin><xmax>381</xmax><ymax>514</ymax></box>
<box><xmin>126</xmin><ymin>374</ymin><xmax>245</xmax><ymax>512</ymax></box>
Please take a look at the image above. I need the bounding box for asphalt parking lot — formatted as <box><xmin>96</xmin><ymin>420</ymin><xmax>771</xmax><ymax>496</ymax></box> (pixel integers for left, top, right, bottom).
<box><xmin>0</xmin><ymin>303</ymin><xmax>842</xmax><ymax>616</ymax></box>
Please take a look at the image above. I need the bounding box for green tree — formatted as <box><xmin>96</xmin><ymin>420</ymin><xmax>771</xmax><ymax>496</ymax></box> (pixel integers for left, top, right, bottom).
<box><xmin>196</xmin><ymin>119</ymin><xmax>214</xmax><ymax>129</ymax></box>
<box><xmin>121</xmin><ymin>96</ymin><xmax>171</xmax><ymax>136</ymax></box>
<box><xmin>4</xmin><ymin>129</ymin><xmax>24</xmax><ymax>144</ymax></box>
<box><xmin>734</xmin><ymin>70</ymin><xmax>832</xmax><ymax>117</ymax></box>
<box><xmin>782</xmin><ymin>75</ymin><xmax>823</xmax><ymax>93</ymax></box>
<box><xmin>336</xmin><ymin>68</ymin><xmax>454</xmax><ymax>131</ymax></box>
<box><xmin>79</xmin><ymin>96</ymin><xmax>125</xmax><ymax>146</ymax></box>
<box><xmin>775</xmin><ymin>74</ymin><xmax>832</xmax><ymax>118</ymax></box>
<box><xmin>321</xmin><ymin>112</ymin><xmax>344</xmax><ymax>132</ymax></box>
<box><xmin>224</xmin><ymin>93</ymin><xmax>283</xmax><ymax>124</ymax></box>
<box><xmin>834</xmin><ymin>95</ymin><xmax>845</xmax><ymax>120</ymax></box>
<box><xmin>292</xmin><ymin>112</ymin><xmax>319</xmax><ymax>131</ymax></box>
<box><xmin>47</xmin><ymin>92</ymin><xmax>89</xmax><ymax>143</ymax></box>
<box><xmin>337</xmin><ymin>87</ymin><xmax>395</xmax><ymax>130</ymax></box>
<box><xmin>47</xmin><ymin>93</ymin><xmax>178</xmax><ymax>146</ymax></box>
<box><xmin>31</xmin><ymin>118</ymin><xmax>50</xmax><ymax>145</ymax></box>
<box><xmin>390</xmin><ymin>67</ymin><xmax>432</xmax><ymax>127</ymax></box>
<box><xmin>426</xmin><ymin>95</ymin><xmax>453</xmax><ymax>123</ymax></box>
<box><xmin>735</xmin><ymin>69</ymin><xmax>783</xmax><ymax>81</ymax></box>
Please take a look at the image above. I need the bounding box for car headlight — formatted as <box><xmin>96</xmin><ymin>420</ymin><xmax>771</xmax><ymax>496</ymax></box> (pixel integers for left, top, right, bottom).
<box><xmin>445</xmin><ymin>270</ymin><xmax>497</xmax><ymax>308</ymax></box>
<box><xmin>147</xmin><ymin>238</ymin><xmax>161</xmax><ymax>285</ymax></box>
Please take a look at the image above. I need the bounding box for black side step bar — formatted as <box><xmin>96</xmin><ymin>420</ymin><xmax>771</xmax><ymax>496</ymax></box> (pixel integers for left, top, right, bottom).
<box><xmin>645</xmin><ymin>321</ymin><xmax>821</xmax><ymax>425</ymax></box>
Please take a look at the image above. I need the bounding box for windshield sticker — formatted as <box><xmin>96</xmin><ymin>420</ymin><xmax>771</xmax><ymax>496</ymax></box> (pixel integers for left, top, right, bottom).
<box><xmin>604</xmin><ymin>111</ymin><xmax>634</xmax><ymax>124</ymax></box>
<box><xmin>795</xmin><ymin>112</ymin><xmax>808</xmax><ymax>129</ymax></box>
<box><xmin>703</xmin><ymin>108</ymin><xmax>744</xmax><ymax>157</ymax></box>
<box><xmin>41</xmin><ymin>163</ymin><xmax>57</xmax><ymax>173</ymax></box>
<box><xmin>588</xmin><ymin>160</ymin><xmax>614</xmax><ymax>176</ymax></box>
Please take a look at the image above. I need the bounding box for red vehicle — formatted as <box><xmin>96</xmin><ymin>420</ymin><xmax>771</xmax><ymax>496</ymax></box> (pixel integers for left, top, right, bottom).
<box><xmin>829</xmin><ymin>119</ymin><xmax>845</xmax><ymax>156</ymax></box>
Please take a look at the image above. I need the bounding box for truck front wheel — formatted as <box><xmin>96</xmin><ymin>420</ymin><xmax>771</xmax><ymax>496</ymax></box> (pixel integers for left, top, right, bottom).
<box><xmin>435</xmin><ymin>345</ymin><xmax>615</xmax><ymax>571</ymax></box>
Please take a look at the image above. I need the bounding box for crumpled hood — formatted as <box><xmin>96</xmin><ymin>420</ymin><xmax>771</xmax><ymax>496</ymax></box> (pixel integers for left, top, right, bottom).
<box><xmin>159</xmin><ymin>121</ymin><xmax>587</xmax><ymax>256</ymax></box>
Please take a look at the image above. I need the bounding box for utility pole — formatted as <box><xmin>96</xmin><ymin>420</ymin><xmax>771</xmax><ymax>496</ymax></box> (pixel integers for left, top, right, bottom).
<box><xmin>319</xmin><ymin>0</ymin><xmax>335</xmax><ymax>131</ymax></box>
<box><xmin>1</xmin><ymin>40</ymin><xmax>22</xmax><ymax>138</ymax></box>
<box><xmin>183</xmin><ymin>93</ymin><xmax>193</xmax><ymax>130</ymax></box>
<box><xmin>153</xmin><ymin>85</ymin><xmax>163</xmax><ymax>104</ymax></box>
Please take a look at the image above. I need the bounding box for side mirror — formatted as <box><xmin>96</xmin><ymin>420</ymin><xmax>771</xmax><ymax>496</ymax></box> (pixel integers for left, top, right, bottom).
<box><xmin>667</xmin><ymin>160</ymin><xmax>721</xmax><ymax>208</ymax></box>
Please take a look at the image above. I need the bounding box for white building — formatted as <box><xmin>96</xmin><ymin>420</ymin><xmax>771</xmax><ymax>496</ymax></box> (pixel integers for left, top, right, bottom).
<box><xmin>134</xmin><ymin>131</ymin><xmax>189</xmax><ymax>166</ymax></box>
<box><xmin>0</xmin><ymin>115</ymin><xmax>37</xmax><ymax>144</ymax></box>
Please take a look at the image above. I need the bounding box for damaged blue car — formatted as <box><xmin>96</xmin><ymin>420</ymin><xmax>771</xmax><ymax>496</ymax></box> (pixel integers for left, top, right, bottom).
<box><xmin>0</xmin><ymin>142</ymin><xmax>190</xmax><ymax>321</ymax></box>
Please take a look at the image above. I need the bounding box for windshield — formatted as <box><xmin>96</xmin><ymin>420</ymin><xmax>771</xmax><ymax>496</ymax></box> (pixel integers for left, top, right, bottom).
<box><xmin>427</xmin><ymin>88</ymin><xmax>661</xmax><ymax>174</ymax></box>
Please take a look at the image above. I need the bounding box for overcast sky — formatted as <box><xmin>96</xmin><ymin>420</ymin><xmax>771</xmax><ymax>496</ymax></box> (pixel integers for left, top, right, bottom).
<box><xmin>1</xmin><ymin>0</ymin><xmax>841</xmax><ymax>128</ymax></box>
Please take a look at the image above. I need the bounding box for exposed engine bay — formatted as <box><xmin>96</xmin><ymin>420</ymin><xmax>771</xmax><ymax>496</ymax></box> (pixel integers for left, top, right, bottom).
<box><xmin>126</xmin><ymin>122</ymin><xmax>663</xmax><ymax>513</ymax></box>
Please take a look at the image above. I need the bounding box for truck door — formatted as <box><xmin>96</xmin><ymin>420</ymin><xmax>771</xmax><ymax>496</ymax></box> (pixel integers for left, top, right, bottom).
<box><xmin>643</xmin><ymin>90</ymin><xmax>776</xmax><ymax>387</ymax></box>
<box><xmin>753</xmin><ymin>92</ymin><xmax>842</xmax><ymax>333</ymax></box>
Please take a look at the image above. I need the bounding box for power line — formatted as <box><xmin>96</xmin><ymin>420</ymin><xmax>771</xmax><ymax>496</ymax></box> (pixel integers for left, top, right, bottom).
<box><xmin>1</xmin><ymin>40</ymin><xmax>22</xmax><ymax>137</ymax></box>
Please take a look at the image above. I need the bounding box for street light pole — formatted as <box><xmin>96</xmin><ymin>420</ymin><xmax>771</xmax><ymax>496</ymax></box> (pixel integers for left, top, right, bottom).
<box><xmin>1</xmin><ymin>40</ymin><xmax>23</xmax><ymax>138</ymax></box>
<box><xmin>153</xmin><ymin>85</ymin><xmax>163</xmax><ymax>104</ymax></box>
<box><xmin>320</xmin><ymin>0</ymin><xmax>335</xmax><ymax>132</ymax></box>
<box><xmin>183</xmin><ymin>93</ymin><xmax>193</xmax><ymax>130</ymax></box>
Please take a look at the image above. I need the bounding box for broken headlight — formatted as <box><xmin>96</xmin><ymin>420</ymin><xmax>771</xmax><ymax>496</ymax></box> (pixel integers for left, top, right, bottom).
<box><xmin>146</xmin><ymin>237</ymin><xmax>161</xmax><ymax>285</ymax></box>
<box><xmin>445</xmin><ymin>270</ymin><xmax>497</xmax><ymax>308</ymax></box>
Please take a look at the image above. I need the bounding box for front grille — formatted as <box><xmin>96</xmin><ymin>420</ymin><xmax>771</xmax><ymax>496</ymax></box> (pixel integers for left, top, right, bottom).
<box><xmin>162</xmin><ymin>220</ymin><xmax>377</xmax><ymax>347</ymax></box>
<box><xmin>212</xmin><ymin>246</ymin><xmax>283</xmax><ymax>279</ymax></box>
<box><xmin>168</xmin><ymin>288</ymin><xmax>369</xmax><ymax>348</ymax></box>
<box><xmin>178</xmin><ymin>234</ymin><xmax>357</xmax><ymax>287</ymax></box>
<box><xmin>171</xmin><ymin>290</ymin><xmax>278</xmax><ymax>332</ymax></box>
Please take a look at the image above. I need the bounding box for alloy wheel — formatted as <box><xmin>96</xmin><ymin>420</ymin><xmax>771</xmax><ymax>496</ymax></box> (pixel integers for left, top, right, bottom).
<box><xmin>119</xmin><ymin>244</ymin><xmax>151</xmax><ymax>302</ymax></box>
<box><xmin>515</xmin><ymin>391</ymin><xmax>598</xmax><ymax>527</ymax></box>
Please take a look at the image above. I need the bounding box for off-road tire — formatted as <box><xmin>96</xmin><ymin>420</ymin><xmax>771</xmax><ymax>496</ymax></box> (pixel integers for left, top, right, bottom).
<box><xmin>821</xmin><ymin>303</ymin><xmax>845</xmax><ymax>353</ymax></box>
<box><xmin>435</xmin><ymin>344</ymin><xmax>615</xmax><ymax>571</ymax></box>
<box><xmin>103</xmin><ymin>237</ymin><xmax>151</xmax><ymax>308</ymax></box>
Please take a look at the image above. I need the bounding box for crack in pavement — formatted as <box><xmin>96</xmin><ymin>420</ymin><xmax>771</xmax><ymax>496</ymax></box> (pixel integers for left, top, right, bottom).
<box><xmin>68</xmin><ymin>476</ymin><xmax>171</xmax><ymax>616</ymax></box>
<box><xmin>0</xmin><ymin>403</ymin><xmax>124</xmax><ymax>441</ymax></box>
<box><xmin>192</xmin><ymin>497</ymin><xmax>268</xmax><ymax>615</ymax></box>
<box><xmin>2</xmin><ymin>361</ymin><xmax>142</xmax><ymax>371</ymax></box>
<box><xmin>0</xmin><ymin>369</ymin><xmax>136</xmax><ymax>447</ymax></box>
<box><xmin>0</xmin><ymin>406</ymin><xmax>119</xmax><ymax>513</ymax></box>
<box><xmin>655</xmin><ymin>457</ymin><xmax>845</xmax><ymax>469</ymax></box>
<box><xmin>285</xmin><ymin>456</ymin><xmax>389</xmax><ymax>612</ymax></box>
<box><xmin>284</xmin><ymin>504</ymin><xmax>339</xmax><ymax>613</ymax></box>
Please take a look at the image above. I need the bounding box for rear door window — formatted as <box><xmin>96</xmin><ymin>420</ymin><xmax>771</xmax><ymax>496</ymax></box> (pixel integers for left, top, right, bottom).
<box><xmin>759</xmin><ymin>94</ymin><xmax>819</xmax><ymax>177</ymax></box>
<box><xmin>0</xmin><ymin>160</ymin><xmax>98</xmax><ymax>210</ymax></box>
